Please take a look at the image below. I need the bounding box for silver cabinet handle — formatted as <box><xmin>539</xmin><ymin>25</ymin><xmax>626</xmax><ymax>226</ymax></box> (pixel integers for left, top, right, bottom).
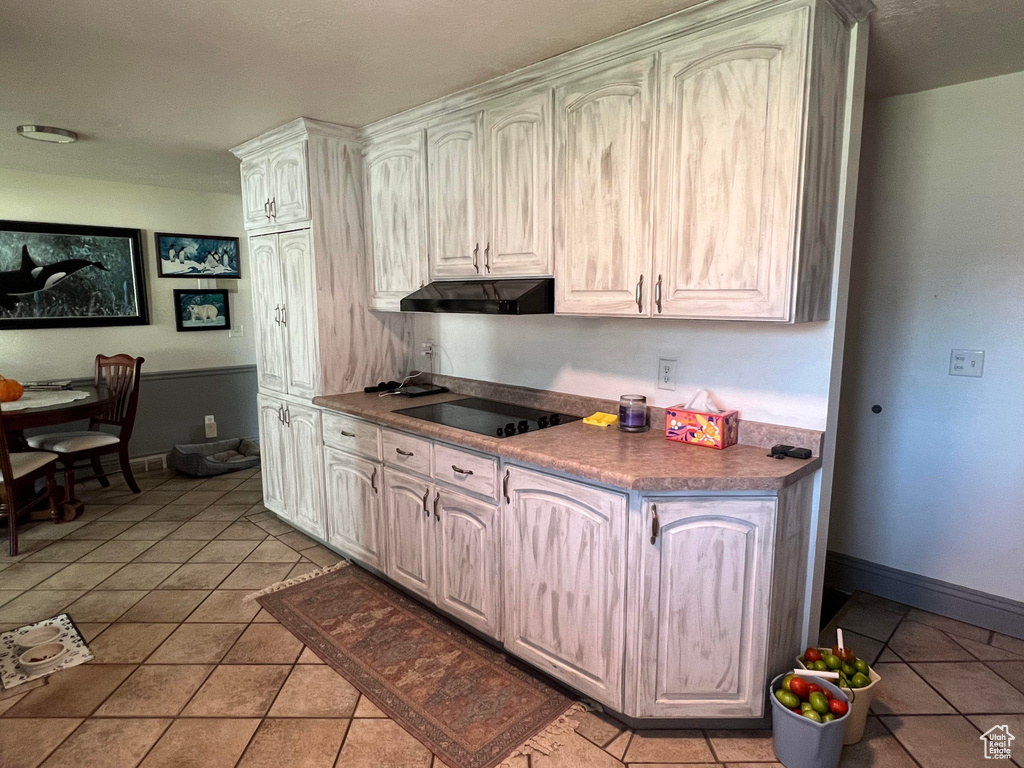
<box><xmin>433</xmin><ymin>491</ymin><xmax>440</xmax><ymax>521</ymax></box>
<box><xmin>340</xmin><ymin>430</ymin><xmax>355</xmax><ymax>437</ymax></box>
<box><xmin>396</xmin><ymin>448</ymin><xmax>414</xmax><ymax>457</ymax></box>
<box><xmin>655</xmin><ymin>274</ymin><xmax>663</xmax><ymax>314</ymax></box>
<box><xmin>503</xmin><ymin>469</ymin><xmax>510</xmax><ymax>503</ymax></box>
<box><xmin>473</xmin><ymin>243</ymin><xmax>480</xmax><ymax>271</ymax></box>
<box><xmin>264</xmin><ymin>200</ymin><xmax>271</xmax><ymax>220</ymax></box>
<box><xmin>277</xmin><ymin>405</ymin><xmax>285</xmax><ymax>423</ymax></box>
<box><xmin>451</xmin><ymin>465</ymin><xmax>474</xmax><ymax>476</ymax></box>
<box><xmin>484</xmin><ymin>242</ymin><xmax>491</xmax><ymax>273</ymax></box>
<box><xmin>280</xmin><ymin>304</ymin><xmax>287</xmax><ymax>326</ymax></box>
<box><xmin>270</xmin><ymin>198</ymin><xmax>277</xmax><ymax>219</ymax></box>
<box><xmin>274</xmin><ymin>305</ymin><xmax>281</xmax><ymax>325</ymax></box>
<box><xmin>651</xmin><ymin>503</ymin><xmax>660</xmax><ymax>545</ymax></box>
<box><xmin>370</xmin><ymin>467</ymin><xmax>378</xmax><ymax>494</ymax></box>
<box><xmin>422</xmin><ymin>488</ymin><xmax>429</xmax><ymax>516</ymax></box>
<box><xmin>636</xmin><ymin>274</ymin><xmax>644</xmax><ymax>313</ymax></box>
<box><xmin>283</xmin><ymin>407</ymin><xmax>291</xmax><ymax>426</ymax></box>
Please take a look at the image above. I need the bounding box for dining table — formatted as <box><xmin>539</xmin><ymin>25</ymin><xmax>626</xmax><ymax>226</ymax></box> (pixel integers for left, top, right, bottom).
<box><xmin>1</xmin><ymin>385</ymin><xmax>116</xmax><ymax>521</ymax></box>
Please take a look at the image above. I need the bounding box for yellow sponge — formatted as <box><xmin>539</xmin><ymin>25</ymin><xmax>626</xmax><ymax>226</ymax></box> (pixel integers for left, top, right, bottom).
<box><xmin>583</xmin><ymin>412</ymin><xmax>619</xmax><ymax>427</ymax></box>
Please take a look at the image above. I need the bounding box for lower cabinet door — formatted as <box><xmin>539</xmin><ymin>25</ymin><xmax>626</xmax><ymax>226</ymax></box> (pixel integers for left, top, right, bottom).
<box><xmin>383</xmin><ymin>468</ymin><xmax>435</xmax><ymax>603</ymax></box>
<box><xmin>503</xmin><ymin>466</ymin><xmax>627</xmax><ymax>709</ymax></box>
<box><xmin>324</xmin><ymin>448</ymin><xmax>384</xmax><ymax>570</ymax></box>
<box><xmin>434</xmin><ymin>488</ymin><xmax>501</xmax><ymax>639</ymax></box>
<box><xmin>636</xmin><ymin>496</ymin><xmax>776</xmax><ymax>717</ymax></box>
<box><xmin>257</xmin><ymin>394</ymin><xmax>290</xmax><ymax>518</ymax></box>
<box><xmin>285</xmin><ymin>403</ymin><xmax>325</xmax><ymax>539</ymax></box>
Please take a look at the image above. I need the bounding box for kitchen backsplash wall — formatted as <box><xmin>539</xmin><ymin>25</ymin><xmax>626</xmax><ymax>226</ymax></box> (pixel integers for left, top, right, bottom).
<box><xmin>414</xmin><ymin>313</ymin><xmax>838</xmax><ymax>430</ymax></box>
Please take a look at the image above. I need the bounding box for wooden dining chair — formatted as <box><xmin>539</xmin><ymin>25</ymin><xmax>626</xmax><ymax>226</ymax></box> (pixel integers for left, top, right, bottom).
<box><xmin>26</xmin><ymin>354</ymin><xmax>145</xmax><ymax>500</ymax></box>
<box><xmin>0</xmin><ymin>409</ymin><xmax>63</xmax><ymax>557</ymax></box>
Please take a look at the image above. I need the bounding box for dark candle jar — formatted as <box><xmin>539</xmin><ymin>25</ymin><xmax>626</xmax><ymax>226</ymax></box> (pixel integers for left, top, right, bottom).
<box><xmin>618</xmin><ymin>394</ymin><xmax>649</xmax><ymax>433</ymax></box>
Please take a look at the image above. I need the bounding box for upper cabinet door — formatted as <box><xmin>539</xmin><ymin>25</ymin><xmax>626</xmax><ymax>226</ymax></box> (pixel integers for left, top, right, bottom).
<box><xmin>485</xmin><ymin>91</ymin><xmax>553</xmax><ymax>277</ymax></box>
<box><xmin>504</xmin><ymin>466</ymin><xmax>627</xmax><ymax>709</ymax></box>
<box><xmin>241</xmin><ymin>158</ymin><xmax>271</xmax><ymax>229</ymax></box>
<box><xmin>268</xmin><ymin>142</ymin><xmax>310</xmax><ymax>225</ymax></box>
<box><xmin>383</xmin><ymin>468</ymin><xmax>435</xmax><ymax>603</ymax></box>
<box><xmin>286</xmin><ymin>403</ymin><xmax>325</xmax><ymax>539</ymax></box>
<box><xmin>428</xmin><ymin>112</ymin><xmax>485</xmax><ymax>279</ymax></box>
<box><xmin>652</xmin><ymin>10</ymin><xmax>808</xmax><ymax>320</ymax></box>
<box><xmin>636</xmin><ymin>497</ymin><xmax>776</xmax><ymax>717</ymax></box>
<box><xmin>249</xmin><ymin>235</ymin><xmax>287</xmax><ymax>394</ymax></box>
<box><xmin>324</xmin><ymin>447</ymin><xmax>385</xmax><ymax>570</ymax></box>
<box><xmin>434</xmin><ymin>488</ymin><xmax>501</xmax><ymax>639</ymax></box>
<box><xmin>553</xmin><ymin>56</ymin><xmax>655</xmax><ymax>317</ymax></box>
<box><xmin>279</xmin><ymin>229</ymin><xmax>320</xmax><ymax>399</ymax></box>
<box><xmin>365</xmin><ymin>131</ymin><xmax>428</xmax><ymax>311</ymax></box>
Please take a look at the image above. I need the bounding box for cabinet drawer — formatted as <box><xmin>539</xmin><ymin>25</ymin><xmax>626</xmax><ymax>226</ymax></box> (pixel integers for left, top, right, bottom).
<box><xmin>432</xmin><ymin>443</ymin><xmax>498</xmax><ymax>500</ymax></box>
<box><xmin>322</xmin><ymin>411</ymin><xmax>381</xmax><ymax>459</ymax></box>
<box><xmin>381</xmin><ymin>429</ymin><xmax>432</xmax><ymax>477</ymax></box>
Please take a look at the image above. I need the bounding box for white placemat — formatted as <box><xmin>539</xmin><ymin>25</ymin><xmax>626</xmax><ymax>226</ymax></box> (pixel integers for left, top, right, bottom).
<box><xmin>1</xmin><ymin>390</ymin><xmax>90</xmax><ymax>412</ymax></box>
<box><xmin>0</xmin><ymin>614</ymin><xmax>93</xmax><ymax>689</ymax></box>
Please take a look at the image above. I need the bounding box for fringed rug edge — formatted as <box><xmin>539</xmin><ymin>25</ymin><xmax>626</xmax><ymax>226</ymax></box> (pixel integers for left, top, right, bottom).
<box><xmin>244</xmin><ymin>559</ymin><xmax>350</xmax><ymax>601</ymax></box>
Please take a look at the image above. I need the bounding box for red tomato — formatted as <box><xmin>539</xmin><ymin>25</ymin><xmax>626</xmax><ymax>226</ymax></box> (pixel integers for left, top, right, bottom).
<box><xmin>832</xmin><ymin>645</ymin><xmax>857</xmax><ymax>663</ymax></box>
<box><xmin>789</xmin><ymin>677</ymin><xmax>811</xmax><ymax>700</ymax></box>
<box><xmin>829</xmin><ymin>698</ymin><xmax>849</xmax><ymax>718</ymax></box>
<box><xmin>806</xmin><ymin>683</ymin><xmax>823</xmax><ymax>696</ymax></box>
<box><xmin>791</xmin><ymin>708</ymin><xmax>802</xmax><ymax>714</ymax></box>
<box><xmin>803</xmin><ymin>647</ymin><xmax>822</xmax><ymax>663</ymax></box>
<box><xmin>823</xmin><ymin>689</ymin><xmax>834</xmax><ymax>700</ymax></box>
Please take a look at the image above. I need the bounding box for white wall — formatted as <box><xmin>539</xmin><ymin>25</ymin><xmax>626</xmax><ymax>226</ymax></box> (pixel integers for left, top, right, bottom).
<box><xmin>831</xmin><ymin>71</ymin><xmax>1024</xmax><ymax>602</ymax></box>
<box><xmin>0</xmin><ymin>168</ymin><xmax>253</xmax><ymax>380</ymax></box>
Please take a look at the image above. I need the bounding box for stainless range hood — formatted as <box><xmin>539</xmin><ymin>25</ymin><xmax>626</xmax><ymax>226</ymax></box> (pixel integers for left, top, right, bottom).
<box><xmin>399</xmin><ymin>278</ymin><xmax>554</xmax><ymax>314</ymax></box>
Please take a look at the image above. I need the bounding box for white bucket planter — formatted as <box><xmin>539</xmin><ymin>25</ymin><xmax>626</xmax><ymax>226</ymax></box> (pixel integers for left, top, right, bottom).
<box><xmin>796</xmin><ymin>648</ymin><xmax>882</xmax><ymax>744</ymax></box>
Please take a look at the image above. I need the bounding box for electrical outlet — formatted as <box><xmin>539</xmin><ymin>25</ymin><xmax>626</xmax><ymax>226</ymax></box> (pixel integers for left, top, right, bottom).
<box><xmin>657</xmin><ymin>358</ymin><xmax>677</xmax><ymax>391</ymax></box>
<box><xmin>204</xmin><ymin>415</ymin><xmax>217</xmax><ymax>439</ymax></box>
<box><xmin>229</xmin><ymin>324</ymin><xmax>243</xmax><ymax>338</ymax></box>
<box><xmin>950</xmin><ymin>349</ymin><xmax>984</xmax><ymax>377</ymax></box>
<box><xmin>421</xmin><ymin>340</ymin><xmax>436</xmax><ymax>359</ymax></box>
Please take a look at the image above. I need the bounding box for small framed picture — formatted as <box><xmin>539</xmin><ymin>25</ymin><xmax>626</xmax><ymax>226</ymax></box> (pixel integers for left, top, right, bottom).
<box><xmin>156</xmin><ymin>232</ymin><xmax>241</xmax><ymax>279</ymax></box>
<box><xmin>173</xmin><ymin>289</ymin><xmax>231</xmax><ymax>332</ymax></box>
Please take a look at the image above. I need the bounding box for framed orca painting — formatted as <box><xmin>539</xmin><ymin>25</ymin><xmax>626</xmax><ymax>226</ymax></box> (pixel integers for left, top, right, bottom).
<box><xmin>155</xmin><ymin>232</ymin><xmax>240</xmax><ymax>278</ymax></box>
<box><xmin>0</xmin><ymin>220</ymin><xmax>148</xmax><ymax>330</ymax></box>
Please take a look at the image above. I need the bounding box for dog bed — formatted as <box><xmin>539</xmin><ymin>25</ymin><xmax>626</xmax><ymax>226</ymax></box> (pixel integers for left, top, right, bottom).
<box><xmin>170</xmin><ymin>437</ymin><xmax>260</xmax><ymax>477</ymax></box>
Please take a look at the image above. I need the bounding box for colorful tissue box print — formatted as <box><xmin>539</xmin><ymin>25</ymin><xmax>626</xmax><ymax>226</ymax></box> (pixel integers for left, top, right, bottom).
<box><xmin>665</xmin><ymin>406</ymin><xmax>739</xmax><ymax>450</ymax></box>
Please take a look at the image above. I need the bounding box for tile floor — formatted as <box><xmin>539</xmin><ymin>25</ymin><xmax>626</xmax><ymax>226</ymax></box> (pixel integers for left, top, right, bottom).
<box><xmin>2</xmin><ymin>468</ymin><xmax>1023</xmax><ymax>768</ymax></box>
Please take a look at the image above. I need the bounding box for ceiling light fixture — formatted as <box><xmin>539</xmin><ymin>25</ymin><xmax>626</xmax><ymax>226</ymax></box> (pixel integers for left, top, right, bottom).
<box><xmin>16</xmin><ymin>125</ymin><xmax>78</xmax><ymax>143</ymax></box>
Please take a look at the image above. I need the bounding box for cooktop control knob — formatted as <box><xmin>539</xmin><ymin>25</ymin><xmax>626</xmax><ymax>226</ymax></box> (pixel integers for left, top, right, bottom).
<box><xmin>505</xmin><ymin>422</ymin><xmax>516</xmax><ymax>436</ymax></box>
<box><xmin>518</xmin><ymin>420</ymin><xmax>528</xmax><ymax>433</ymax></box>
<box><xmin>549</xmin><ymin>413</ymin><xmax>561</xmax><ymax>425</ymax></box>
<box><xmin>496</xmin><ymin>426</ymin><xmax>505</xmax><ymax>437</ymax></box>
<box><xmin>538</xmin><ymin>416</ymin><xmax>549</xmax><ymax>428</ymax></box>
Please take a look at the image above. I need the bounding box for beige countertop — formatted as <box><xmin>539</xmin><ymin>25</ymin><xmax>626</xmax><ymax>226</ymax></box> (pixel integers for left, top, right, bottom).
<box><xmin>313</xmin><ymin>390</ymin><xmax>820</xmax><ymax>492</ymax></box>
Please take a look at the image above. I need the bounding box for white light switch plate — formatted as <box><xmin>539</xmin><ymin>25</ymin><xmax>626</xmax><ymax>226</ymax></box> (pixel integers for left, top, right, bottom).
<box><xmin>950</xmin><ymin>349</ymin><xmax>984</xmax><ymax>377</ymax></box>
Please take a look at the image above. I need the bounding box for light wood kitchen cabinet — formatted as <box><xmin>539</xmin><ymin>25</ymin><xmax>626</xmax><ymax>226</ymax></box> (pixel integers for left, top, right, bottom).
<box><xmin>427</xmin><ymin>112</ymin><xmax>486</xmax><ymax>278</ymax></box>
<box><xmin>257</xmin><ymin>394</ymin><xmax>325</xmax><ymax>539</ymax></box>
<box><xmin>503</xmin><ymin>466</ymin><xmax>628</xmax><ymax>709</ymax></box>
<box><xmin>652</xmin><ymin>9</ymin><xmax>809</xmax><ymax>320</ymax></box>
<box><xmin>485</xmin><ymin>90</ymin><xmax>553</xmax><ymax>277</ymax></box>
<box><xmin>247</xmin><ymin>229</ymin><xmax>320</xmax><ymax>399</ymax></box>
<box><xmin>383</xmin><ymin>468</ymin><xmax>435</xmax><ymax>602</ymax></box>
<box><xmin>240</xmin><ymin>141</ymin><xmax>310</xmax><ymax>229</ymax></box>
<box><xmin>434</xmin><ymin>487</ymin><xmax>502</xmax><ymax>638</ymax></box>
<box><xmin>635</xmin><ymin>496</ymin><xmax>776</xmax><ymax>717</ymax></box>
<box><xmin>365</xmin><ymin>130</ymin><xmax>429</xmax><ymax>310</ymax></box>
<box><xmin>324</xmin><ymin>447</ymin><xmax>385</xmax><ymax>570</ymax></box>
<box><xmin>553</xmin><ymin>56</ymin><xmax>656</xmax><ymax>317</ymax></box>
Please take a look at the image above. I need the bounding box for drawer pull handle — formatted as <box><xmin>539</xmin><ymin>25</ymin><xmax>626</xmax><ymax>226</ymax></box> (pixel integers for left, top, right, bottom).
<box><xmin>433</xmin><ymin>491</ymin><xmax>440</xmax><ymax>521</ymax></box>
<box><xmin>370</xmin><ymin>467</ymin><xmax>378</xmax><ymax>494</ymax></box>
<box><xmin>651</xmin><ymin>503</ymin><xmax>660</xmax><ymax>545</ymax></box>
<box><xmin>422</xmin><ymin>488</ymin><xmax>429</xmax><ymax>516</ymax></box>
<box><xmin>340</xmin><ymin>430</ymin><xmax>356</xmax><ymax>437</ymax></box>
<box><xmin>451</xmin><ymin>465</ymin><xmax>474</xmax><ymax>476</ymax></box>
<box><xmin>395</xmin><ymin>448</ymin><xmax>414</xmax><ymax>457</ymax></box>
<box><xmin>503</xmin><ymin>469</ymin><xmax>510</xmax><ymax>503</ymax></box>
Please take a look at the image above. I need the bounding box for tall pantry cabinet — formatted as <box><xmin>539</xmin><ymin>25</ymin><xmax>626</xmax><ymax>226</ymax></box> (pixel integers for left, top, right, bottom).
<box><xmin>232</xmin><ymin>118</ymin><xmax>413</xmax><ymax>538</ymax></box>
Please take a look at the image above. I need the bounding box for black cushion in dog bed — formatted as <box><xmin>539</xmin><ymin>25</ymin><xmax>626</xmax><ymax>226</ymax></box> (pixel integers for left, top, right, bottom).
<box><xmin>171</xmin><ymin>437</ymin><xmax>260</xmax><ymax>477</ymax></box>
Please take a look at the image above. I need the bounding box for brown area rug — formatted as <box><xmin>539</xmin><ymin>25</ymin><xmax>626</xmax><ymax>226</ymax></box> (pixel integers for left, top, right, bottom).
<box><xmin>256</xmin><ymin>563</ymin><xmax>580</xmax><ymax>768</ymax></box>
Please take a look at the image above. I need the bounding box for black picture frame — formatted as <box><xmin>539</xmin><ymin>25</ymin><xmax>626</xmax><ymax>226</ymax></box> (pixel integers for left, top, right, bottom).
<box><xmin>0</xmin><ymin>219</ymin><xmax>148</xmax><ymax>330</ymax></box>
<box><xmin>173</xmin><ymin>288</ymin><xmax>231</xmax><ymax>332</ymax></box>
<box><xmin>155</xmin><ymin>232</ymin><xmax>241</xmax><ymax>279</ymax></box>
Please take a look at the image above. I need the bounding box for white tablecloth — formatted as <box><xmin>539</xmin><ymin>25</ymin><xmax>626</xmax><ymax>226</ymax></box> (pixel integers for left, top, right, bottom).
<box><xmin>1</xmin><ymin>390</ymin><xmax>90</xmax><ymax>412</ymax></box>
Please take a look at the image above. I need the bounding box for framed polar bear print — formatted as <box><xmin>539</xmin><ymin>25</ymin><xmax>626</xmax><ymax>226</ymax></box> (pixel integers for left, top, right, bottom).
<box><xmin>173</xmin><ymin>288</ymin><xmax>231</xmax><ymax>332</ymax></box>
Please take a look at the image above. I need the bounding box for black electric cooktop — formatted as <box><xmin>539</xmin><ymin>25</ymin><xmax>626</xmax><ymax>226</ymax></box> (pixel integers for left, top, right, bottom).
<box><xmin>393</xmin><ymin>397</ymin><xmax>581</xmax><ymax>438</ymax></box>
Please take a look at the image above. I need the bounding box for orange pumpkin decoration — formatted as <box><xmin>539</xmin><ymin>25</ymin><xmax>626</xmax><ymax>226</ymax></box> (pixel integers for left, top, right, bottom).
<box><xmin>0</xmin><ymin>376</ymin><xmax>25</xmax><ymax>403</ymax></box>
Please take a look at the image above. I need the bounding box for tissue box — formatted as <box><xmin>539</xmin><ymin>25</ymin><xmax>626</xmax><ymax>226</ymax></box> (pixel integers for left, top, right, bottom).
<box><xmin>666</xmin><ymin>405</ymin><xmax>739</xmax><ymax>449</ymax></box>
